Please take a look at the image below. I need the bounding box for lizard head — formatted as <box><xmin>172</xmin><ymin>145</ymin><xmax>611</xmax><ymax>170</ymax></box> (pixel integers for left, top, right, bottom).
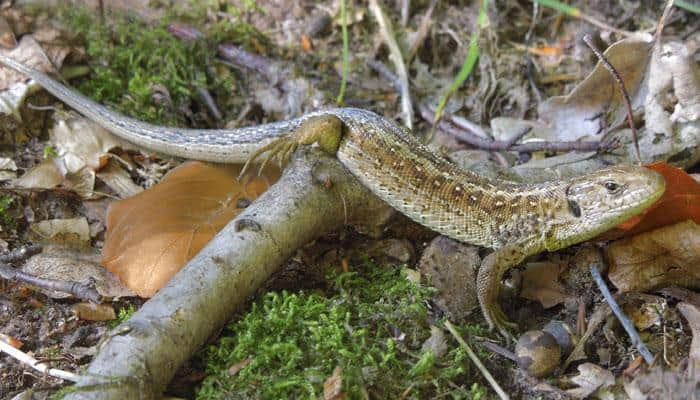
<box><xmin>548</xmin><ymin>164</ymin><xmax>665</xmax><ymax>249</ymax></box>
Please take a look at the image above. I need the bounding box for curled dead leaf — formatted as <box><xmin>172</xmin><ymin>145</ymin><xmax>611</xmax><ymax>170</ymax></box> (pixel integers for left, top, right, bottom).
<box><xmin>71</xmin><ymin>302</ymin><xmax>116</xmax><ymax>321</ymax></box>
<box><xmin>606</xmin><ymin>220</ymin><xmax>700</xmax><ymax>293</ymax></box>
<box><xmin>520</xmin><ymin>261</ymin><xmax>571</xmax><ymax>308</ymax></box>
<box><xmin>102</xmin><ymin>161</ymin><xmax>280</xmax><ymax>297</ymax></box>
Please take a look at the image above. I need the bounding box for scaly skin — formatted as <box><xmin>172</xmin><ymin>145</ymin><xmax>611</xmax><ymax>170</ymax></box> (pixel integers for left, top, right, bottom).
<box><xmin>0</xmin><ymin>55</ymin><xmax>666</xmax><ymax>336</ymax></box>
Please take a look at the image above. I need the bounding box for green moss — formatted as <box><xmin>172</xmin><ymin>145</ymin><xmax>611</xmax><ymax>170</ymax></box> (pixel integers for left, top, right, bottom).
<box><xmin>198</xmin><ymin>263</ymin><xmax>489</xmax><ymax>399</ymax></box>
<box><xmin>53</xmin><ymin>5</ymin><xmax>268</xmax><ymax>127</ymax></box>
<box><xmin>108</xmin><ymin>303</ymin><xmax>137</xmax><ymax>328</ymax></box>
<box><xmin>42</xmin><ymin>144</ymin><xmax>57</xmax><ymax>159</ymax></box>
<box><xmin>0</xmin><ymin>195</ymin><xmax>15</xmax><ymax>229</ymax></box>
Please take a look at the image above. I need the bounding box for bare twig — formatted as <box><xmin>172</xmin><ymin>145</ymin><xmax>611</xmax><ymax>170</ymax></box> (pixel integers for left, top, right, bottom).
<box><xmin>590</xmin><ymin>265</ymin><xmax>654</xmax><ymax>364</ymax></box>
<box><xmin>582</xmin><ymin>34</ymin><xmax>641</xmax><ymax>164</ymax></box>
<box><xmin>481</xmin><ymin>340</ymin><xmax>517</xmax><ymax>361</ymax></box>
<box><xmin>0</xmin><ymin>339</ymin><xmax>80</xmax><ymax>382</ymax></box>
<box><xmin>418</xmin><ymin>103</ymin><xmax>610</xmax><ymax>153</ymax></box>
<box><xmin>196</xmin><ymin>85</ymin><xmax>223</xmax><ymax>121</ymax></box>
<box><xmin>444</xmin><ymin>320</ymin><xmax>509</xmax><ymax>400</ymax></box>
<box><xmin>0</xmin><ymin>244</ymin><xmax>42</xmax><ymax>263</ymax></box>
<box><xmin>0</xmin><ymin>263</ymin><xmax>102</xmax><ymax>303</ymax></box>
<box><xmin>654</xmin><ymin>0</ymin><xmax>674</xmax><ymax>43</ymax></box>
<box><xmin>167</xmin><ymin>23</ymin><xmax>205</xmax><ymax>41</ymax></box>
<box><xmin>367</xmin><ymin>59</ymin><xmax>401</xmax><ymax>91</ymax></box>
<box><xmin>336</xmin><ymin>0</ymin><xmax>349</xmax><ymax>105</ymax></box>
<box><xmin>217</xmin><ymin>44</ymin><xmax>275</xmax><ymax>82</ymax></box>
<box><xmin>563</xmin><ymin>303</ymin><xmax>612</xmax><ymax>370</ymax></box>
<box><xmin>369</xmin><ymin>0</ymin><xmax>414</xmax><ymax>129</ymax></box>
<box><xmin>400</xmin><ymin>0</ymin><xmax>410</xmax><ymax>27</ymax></box>
<box><xmin>524</xmin><ymin>1</ymin><xmax>542</xmax><ymax>104</ymax></box>
<box><xmin>407</xmin><ymin>0</ymin><xmax>438</xmax><ymax>63</ymax></box>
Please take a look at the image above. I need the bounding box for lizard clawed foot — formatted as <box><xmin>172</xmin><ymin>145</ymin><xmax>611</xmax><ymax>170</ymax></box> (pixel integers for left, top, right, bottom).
<box><xmin>239</xmin><ymin>136</ymin><xmax>299</xmax><ymax>180</ymax></box>
<box><xmin>484</xmin><ymin>303</ymin><xmax>518</xmax><ymax>341</ymax></box>
<box><xmin>239</xmin><ymin>114</ymin><xmax>344</xmax><ymax>180</ymax></box>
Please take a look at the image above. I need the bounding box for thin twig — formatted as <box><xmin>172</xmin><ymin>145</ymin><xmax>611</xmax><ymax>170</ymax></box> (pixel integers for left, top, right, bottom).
<box><xmin>535</xmin><ymin>0</ymin><xmax>643</xmax><ymax>38</ymax></box>
<box><xmin>563</xmin><ymin>303</ymin><xmax>611</xmax><ymax>370</ymax></box>
<box><xmin>654</xmin><ymin>0</ymin><xmax>675</xmax><ymax>43</ymax></box>
<box><xmin>0</xmin><ymin>263</ymin><xmax>102</xmax><ymax>303</ymax></box>
<box><xmin>336</xmin><ymin>0</ymin><xmax>349</xmax><ymax>105</ymax></box>
<box><xmin>581</xmin><ymin>34</ymin><xmax>641</xmax><ymax>164</ymax></box>
<box><xmin>369</xmin><ymin>0</ymin><xmax>414</xmax><ymax>129</ymax></box>
<box><xmin>444</xmin><ymin>320</ymin><xmax>509</xmax><ymax>400</ymax></box>
<box><xmin>590</xmin><ymin>265</ymin><xmax>654</xmax><ymax>364</ymax></box>
<box><xmin>407</xmin><ymin>0</ymin><xmax>438</xmax><ymax>63</ymax></box>
<box><xmin>196</xmin><ymin>85</ymin><xmax>223</xmax><ymax>121</ymax></box>
<box><xmin>367</xmin><ymin>59</ymin><xmax>401</xmax><ymax>92</ymax></box>
<box><xmin>400</xmin><ymin>0</ymin><xmax>410</xmax><ymax>27</ymax></box>
<box><xmin>418</xmin><ymin>103</ymin><xmax>610</xmax><ymax>152</ymax></box>
<box><xmin>217</xmin><ymin>44</ymin><xmax>275</xmax><ymax>82</ymax></box>
<box><xmin>0</xmin><ymin>244</ymin><xmax>42</xmax><ymax>263</ymax></box>
<box><xmin>524</xmin><ymin>1</ymin><xmax>542</xmax><ymax>104</ymax></box>
<box><xmin>0</xmin><ymin>339</ymin><xmax>80</xmax><ymax>382</ymax></box>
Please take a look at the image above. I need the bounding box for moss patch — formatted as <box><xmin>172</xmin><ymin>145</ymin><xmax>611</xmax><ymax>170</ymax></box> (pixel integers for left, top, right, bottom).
<box><xmin>198</xmin><ymin>263</ymin><xmax>488</xmax><ymax>399</ymax></box>
<box><xmin>54</xmin><ymin>6</ymin><xmax>267</xmax><ymax>127</ymax></box>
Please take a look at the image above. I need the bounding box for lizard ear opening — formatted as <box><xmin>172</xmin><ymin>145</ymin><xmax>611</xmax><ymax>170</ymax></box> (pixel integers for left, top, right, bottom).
<box><xmin>567</xmin><ymin>199</ymin><xmax>582</xmax><ymax>218</ymax></box>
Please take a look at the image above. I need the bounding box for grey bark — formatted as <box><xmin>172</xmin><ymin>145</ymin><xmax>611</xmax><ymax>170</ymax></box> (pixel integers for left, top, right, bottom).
<box><xmin>63</xmin><ymin>149</ymin><xmax>392</xmax><ymax>399</ymax></box>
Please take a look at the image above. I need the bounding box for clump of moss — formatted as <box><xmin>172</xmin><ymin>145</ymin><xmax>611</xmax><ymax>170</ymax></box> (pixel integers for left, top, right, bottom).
<box><xmin>0</xmin><ymin>195</ymin><xmax>15</xmax><ymax>229</ymax></box>
<box><xmin>54</xmin><ymin>6</ymin><xmax>267</xmax><ymax>127</ymax></box>
<box><xmin>198</xmin><ymin>263</ymin><xmax>488</xmax><ymax>399</ymax></box>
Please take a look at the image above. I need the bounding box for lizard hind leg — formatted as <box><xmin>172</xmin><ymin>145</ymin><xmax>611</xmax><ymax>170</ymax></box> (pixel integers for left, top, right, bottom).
<box><xmin>239</xmin><ymin>114</ymin><xmax>344</xmax><ymax>179</ymax></box>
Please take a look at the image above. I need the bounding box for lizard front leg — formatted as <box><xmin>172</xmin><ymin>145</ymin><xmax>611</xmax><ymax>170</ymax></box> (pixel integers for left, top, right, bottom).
<box><xmin>477</xmin><ymin>243</ymin><xmax>532</xmax><ymax>339</ymax></box>
<box><xmin>241</xmin><ymin>114</ymin><xmax>344</xmax><ymax>177</ymax></box>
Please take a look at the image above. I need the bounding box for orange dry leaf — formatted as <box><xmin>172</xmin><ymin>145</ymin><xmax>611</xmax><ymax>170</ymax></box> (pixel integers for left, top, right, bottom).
<box><xmin>606</xmin><ymin>220</ymin><xmax>700</xmax><ymax>293</ymax></box>
<box><xmin>527</xmin><ymin>45</ymin><xmax>563</xmax><ymax>57</ymax></box>
<box><xmin>520</xmin><ymin>261</ymin><xmax>571</xmax><ymax>308</ymax></box>
<box><xmin>0</xmin><ymin>333</ymin><xmax>23</xmax><ymax>349</ymax></box>
<box><xmin>72</xmin><ymin>303</ymin><xmax>116</xmax><ymax>321</ymax></box>
<box><xmin>102</xmin><ymin>161</ymin><xmax>280</xmax><ymax>297</ymax></box>
<box><xmin>603</xmin><ymin>162</ymin><xmax>700</xmax><ymax>239</ymax></box>
<box><xmin>301</xmin><ymin>34</ymin><xmax>313</xmax><ymax>52</ymax></box>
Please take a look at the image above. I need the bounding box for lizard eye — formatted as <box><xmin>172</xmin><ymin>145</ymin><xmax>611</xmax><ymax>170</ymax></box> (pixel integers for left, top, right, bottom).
<box><xmin>604</xmin><ymin>181</ymin><xmax>621</xmax><ymax>193</ymax></box>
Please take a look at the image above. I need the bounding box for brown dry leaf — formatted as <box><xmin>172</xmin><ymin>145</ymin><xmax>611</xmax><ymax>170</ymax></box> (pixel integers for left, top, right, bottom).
<box><xmin>606</xmin><ymin>220</ymin><xmax>700</xmax><ymax>293</ymax></box>
<box><xmin>0</xmin><ymin>36</ymin><xmax>55</xmax><ymax>89</ymax></box>
<box><xmin>50</xmin><ymin>114</ymin><xmax>137</xmax><ymax>174</ymax></box>
<box><xmin>677</xmin><ymin>302</ymin><xmax>700</xmax><ymax>377</ymax></box>
<box><xmin>95</xmin><ymin>159</ymin><xmax>143</xmax><ymax>199</ymax></box>
<box><xmin>538</xmin><ymin>38</ymin><xmax>652</xmax><ymax>142</ymax></box>
<box><xmin>71</xmin><ymin>302</ymin><xmax>116</xmax><ymax>321</ymax></box>
<box><xmin>0</xmin><ymin>157</ymin><xmax>17</xmax><ymax>180</ymax></box>
<box><xmin>102</xmin><ymin>161</ymin><xmax>280</xmax><ymax>297</ymax></box>
<box><xmin>0</xmin><ymin>17</ymin><xmax>17</xmax><ymax>49</ymax></box>
<box><xmin>621</xmin><ymin>293</ymin><xmax>667</xmax><ymax>331</ymax></box>
<box><xmin>22</xmin><ymin>245</ymin><xmax>135</xmax><ymax>299</ymax></box>
<box><xmin>0</xmin><ymin>36</ymin><xmax>70</xmax><ymax>121</ymax></box>
<box><xmin>13</xmin><ymin>160</ymin><xmax>63</xmax><ymax>189</ymax></box>
<box><xmin>566</xmin><ymin>363</ymin><xmax>615</xmax><ymax>399</ymax></box>
<box><xmin>323</xmin><ymin>366</ymin><xmax>345</xmax><ymax>400</ymax></box>
<box><xmin>520</xmin><ymin>261</ymin><xmax>571</xmax><ymax>308</ymax></box>
<box><xmin>29</xmin><ymin>217</ymin><xmax>91</xmax><ymax>247</ymax></box>
<box><xmin>642</xmin><ymin>41</ymin><xmax>700</xmax><ymax>166</ymax></box>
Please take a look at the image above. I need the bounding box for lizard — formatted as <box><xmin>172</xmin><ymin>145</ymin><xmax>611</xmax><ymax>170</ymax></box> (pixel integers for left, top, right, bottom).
<box><xmin>0</xmin><ymin>54</ymin><xmax>665</xmax><ymax>337</ymax></box>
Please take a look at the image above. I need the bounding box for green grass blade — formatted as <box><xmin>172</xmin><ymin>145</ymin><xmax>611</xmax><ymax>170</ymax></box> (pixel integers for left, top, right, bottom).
<box><xmin>433</xmin><ymin>0</ymin><xmax>489</xmax><ymax>124</ymax></box>
<box><xmin>675</xmin><ymin>0</ymin><xmax>700</xmax><ymax>14</ymax></box>
<box><xmin>336</xmin><ymin>0</ymin><xmax>349</xmax><ymax>105</ymax></box>
<box><xmin>533</xmin><ymin>0</ymin><xmax>581</xmax><ymax>17</ymax></box>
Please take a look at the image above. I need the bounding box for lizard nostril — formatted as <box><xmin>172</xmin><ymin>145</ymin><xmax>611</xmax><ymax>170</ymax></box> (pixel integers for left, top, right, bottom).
<box><xmin>567</xmin><ymin>199</ymin><xmax>581</xmax><ymax>218</ymax></box>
